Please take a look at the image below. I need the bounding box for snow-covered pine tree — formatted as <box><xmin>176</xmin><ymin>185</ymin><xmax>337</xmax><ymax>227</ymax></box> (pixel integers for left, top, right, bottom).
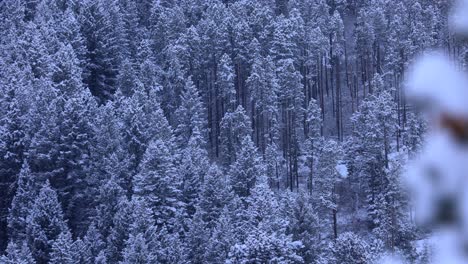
<box><xmin>49</xmin><ymin>231</ymin><xmax>76</xmax><ymax>264</ymax></box>
<box><xmin>330</xmin><ymin>232</ymin><xmax>371</xmax><ymax>264</ymax></box>
<box><xmin>185</xmin><ymin>207</ymin><xmax>209</xmax><ymax>264</ymax></box>
<box><xmin>82</xmin><ymin>223</ymin><xmax>106</xmax><ymax>263</ymax></box>
<box><xmin>276</xmin><ymin>58</ymin><xmax>304</xmax><ymax>192</ymax></box>
<box><xmin>78</xmin><ymin>0</ymin><xmax>124</xmax><ymax>102</ymax></box>
<box><xmin>133</xmin><ymin>137</ymin><xmax>180</xmax><ymax>227</ymax></box>
<box><xmin>247</xmin><ymin>51</ymin><xmax>280</xmax><ymax>153</ymax></box>
<box><xmin>199</xmin><ymin>164</ymin><xmax>233</xmax><ymax>228</ymax></box>
<box><xmin>120</xmin><ymin>233</ymin><xmax>157</xmax><ymax>264</ymax></box>
<box><xmin>303</xmin><ymin>98</ymin><xmax>322</xmax><ymax>195</ymax></box>
<box><xmin>175</xmin><ymin>76</ymin><xmax>208</xmax><ymax>149</ymax></box>
<box><xmin>286</xmin><ymin>191</ymin><xmax>320</xmax><ymax>263</ymax></box>
<box><xmin>180</xmin><ymin>128</ymin><xmax>210</xmax><ymax>216</ymax></box>
<box><xmin>219</xmin><ymin>105</ymin><xmax>253</xmax><ymax>166</ymax></box>
<box><xmin>265</xmin><ymin>142</ymin><xmax>285</xmax><ymax>191</ymax></box>
<box><xmin>350</xmin><ymin>73</ymin><xmax>398</xmax><ymax>229</ymax></box>
<box><xmin>7</xmin><ymin>162</ymin><xmax>37</xmax><ymax>244</ymax></box>
<box><xmin>218</xmin><ymin>53</ymin><xmax>237</xmax><ymax>114</ymax></box>
<box><xmin>92</xmin><ymin>178</ymin><xmax>126</xmax><ymax>240</ymax></box>
<box><xmin>0</xmin><ymin>242</ymin><xmax>35</xmax><ymax>264</ymax></box>
<box><xmin>106</xmin><ymin>198</ymin><xmax>134</xmax><ymax>263</ymax></box>
<box><xmin>25</xmin><ymin>181</ymin><xmax>70</xmax><ymax>264</ymax></box>
<box><xmin>229</xmin><ymin>136</ymin><xmax>265</xmax><ymax>198</ymax></box>
<box><xmin>314</xmin><ymin>138</ymin><xmax>343</xmax><ymax>239</ymax></box>
<box><xmin>0</xmin><ymin>88</ymin><xmax>27</xmax><ymax>249</ymax></box>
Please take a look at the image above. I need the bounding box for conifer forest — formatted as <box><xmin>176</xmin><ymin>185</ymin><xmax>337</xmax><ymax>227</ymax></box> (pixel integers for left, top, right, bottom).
<box><xmin>0</xmin><ymin>0</ymin><xmax>460</xmax><ymax>263</ymax></box>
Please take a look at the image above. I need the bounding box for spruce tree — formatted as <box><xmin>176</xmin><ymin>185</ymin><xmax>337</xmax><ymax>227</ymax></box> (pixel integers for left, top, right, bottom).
<box><xmin>0</xmin><ymin>88</ymin><xmax>27</xmax><ymax>249</ymax></box>
<box><xmin>49</xmin><ymin>231</ymin><xmax>75</xmax><ymax>264</ymax></box>
<box><xmin>219</xmin><ymin>105</ymin><xmax>253</xmax><ymax>165</ymax></box>
<box><xmin>133</xmin><ymin>138</ymin><xmax>180</xmax><ymax>227</ymax></box>
<box><xmin>247</xmin><ymin>53</ymin><xmax>280</xmax><ymax>152</ymax></box>
<box><xmin>218</xmin><ymin>53</ymin><xmax>237</xmax><ymax>114</ymax></box>
<box><xmin>8</xmin><ymin>162</ymin><xmax>38</xmax><ymax>243</ymax></box>
<box><xmin>26</xmin><ymin>181</ymin><xmax>70</xmax><ymax>264</ymax></box>
<box><xmin>0</xmin><ymin>242</ymin><xmax>35</xmax><ymax>264</ymax></box>
<box><xmin>180</xmin><ymin>128</ymin><xmax>210</xmax><ymax>216</ymax></box>
<box><xmin>82</xmin><ymin>223</ymin><xmax>106</xmax><ymax>263</ymax></box>
<box><xmin>199</xmin><ymin>164</ymin><xmax>233</xmax><ymax>228</ymax></box>
<box><xmin>229</xmin><ymin>136</ymin><xmax>265</xmax><ymax>198</ymax></box>
<box><xmin>175</xmin><ymin>76</ymin><xmax>208</xmax><ymax>149</ymax></box>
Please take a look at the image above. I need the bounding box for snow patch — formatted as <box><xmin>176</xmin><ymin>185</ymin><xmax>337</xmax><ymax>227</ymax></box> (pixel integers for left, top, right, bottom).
<box><xmin>335</xmin><ymin>163</ymin><xmax>348</xmax><ymax>179</ymax></box>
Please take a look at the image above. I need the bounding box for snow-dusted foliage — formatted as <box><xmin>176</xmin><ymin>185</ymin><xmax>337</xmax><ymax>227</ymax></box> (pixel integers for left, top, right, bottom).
<box><xmin>0</xmin><ymin>0</ymin><xmax>456</xmax><ymax>263</ymax></box>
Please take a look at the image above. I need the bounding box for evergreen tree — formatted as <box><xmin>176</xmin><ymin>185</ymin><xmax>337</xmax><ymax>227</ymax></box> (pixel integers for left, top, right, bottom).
<box><xmin>303</xmin><ymin>98</ymin><xmax>322</xmax><ymax>194</ymax></box>
<box><xmin>0</xmin><ymin>88</ymin><xmax>27</xmax><ymax>249</ymax></box>
<box><xmin>185</xmin><ymin>207</ymin><xmax>209</xmax><ymax>264</ymax></box>
<box><xmin>276</xmin><ymin>58</ymin><xmax>304</xmax><ymax>192</ymax></box>
<box><xmin>199</xmin><ymin>164</ymin><xmax>233</xmax><ymax>228</ymax></box>
<box><xmin>92</xmin><ymin>177</ymin><xmax>125</xmax><ymax>240</ymax></box>
<box><xmin>82</xmin><ymin>223</ymin><xmax>106</xmax><ymax>263</ymax></box>
<box><xmin>133</xmin><ymin>138</ymin><xmax>180</xmax><ymax>227</ymax></box>
<box><xmin>204</xmin><ymin>207</ymin><xmax>236</xmax><ymax>263</ymax></box>
<box><xmin>49</xmin><ymin>231</ymin><xmax>75</xmax><ymax>264</ymax></box>
<box><xmin>219</xmin><ymin>105</ymin><xmax>253</xmax><ymax>165</ymax></box>
<box><xmin>50</xmin><ymin>42</ymin><xmax>84</xmax><ymax>97</ymax></box>
<box><xmin>7</xmin><ymin>162</ymin><xmax>36</xmax><ymax>244</ymax></box>
<box><xmin>286</xmin><ymin>192</ymin><xmax>320</xmax><ymax>263</ymax></box>
<box><xmin>180</xmin><ymin>128</ymin><xmax>210</xmax><ymax>216</ymax></box>
<box><xmin>229</xmin><ymin>136</ymin><xmax>265</xmax><ymax>198</ymax></box>
<box><xmin>106</xmin><ymin>198</ymin><xmax>134</xmax><ymax>263</ymax></box>
<box><xmin>350</xmin><ymin>74</ymin><xmax>398</xmax><ymax>228</ymax></box>
<box><xmin>159</xmin><ymin>44</ymin><xmax>187</xmax><ymax>124</ymax></box>
<box><xmin>314</xmin><ymin>138</ymin><xmax>343</xmax><ymax>239</ymax></box>
<box><xmin>78</xmin><ymin>0</ymin><xmax>123</xmax><ymax>102</ymax></box>
<box><xmin>218</xmin><ymin>53</ymin><xmax>237</xmax><ymax>114</ymax></box>
<box><xmin>247</xmin><ymin>53</ymin><xmax>280</xmax><ymax>152</ymax></box>
<box><xmin>265</xmin><ymin>142</ymin><xmax>285</xmax><ymax>190</ymax></box>
<box><xmin>120</xmin><ymin>233</ymin><xmax>156</xmax><ymax>264</ymax></box>
<box><xmin>25</xmin><ymin>181</ymin><xmax>70</xmax><ymax>264</ymax></box>
<box><xmin>175</xmin><ymin>76</ymin><xmax>208</xmax><ymax>148</ymax></box>
<box><xmin>119</xmin><ymin>88</ymin><xmax>173</xmax><ymax>175</ymax></box>
<box><xmin>116</xmin><ymin>59</ymin><xmax>141</xmax><ymax>97</ymax></box>
<box><xmin>0</xmin><ymin>242</ymin><xmax>35</xmax><ymax>264</ymax></box>
<box><xmin>372</xmin><ymin>153</ymin><xmax>416</xmax><ymax>255</ymax></box>
<box><xmin>331</xmin><ymin>232</ymin><xmax>371</xmax><ymax>264</ymax></box>
<box><xmin>227</xmin><ymin>228</ymin><xmax>303</xmax><ymax>264</ymax></box>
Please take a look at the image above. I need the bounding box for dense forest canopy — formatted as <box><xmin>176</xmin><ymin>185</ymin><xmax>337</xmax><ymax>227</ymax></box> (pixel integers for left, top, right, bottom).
<box><xmin>0</xmin><ymin>0</ymin><xmax>462</xmax><ymax>263</ymax></box>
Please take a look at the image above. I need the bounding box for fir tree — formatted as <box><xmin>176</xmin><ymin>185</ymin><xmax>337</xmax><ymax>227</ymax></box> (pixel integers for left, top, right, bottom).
<box><xmin>180</xmin><ymin>128</ymin><xmax>210</xmax><ymax>216</ymax></box>
<box><xmin>218</xmin><ymin>53</ymin><xmax>237</xmax><ymax>113</ymax></box>
<box><xmin>229</xmin><ymin>136</ymin><xmax>265</xmax><ymax>198</ymax></box>
<box><xmin>7</xmin><ymin>162</ymin><xmax>36</xmax><ymax>244</ymax></box>
<box><xmin>204</xmin><ymin>207</ymin><xmax>236</xmax><ymax>263</ymax></box>
<box><xmin>199</xmin><ymin>164</ymin><xmax>233</xmax><ymax>228</ymax></box>
<box><xmin>331</xmin><ymin>232</ymin><xmax>371</xmax><ymax>264</ymax></box>
<box><xmin>133</xmin><ymin>138</ymin><xmax>180</xmax><ymax>227</ymax></box>
<box><xmin>0</xmin><ymin>242</ymin><xmax>35</xmax><ymax>264</ymax></box>
<box><xmin>120</xmin><ymin>233</ymin><xmax>156</xmax><ymax>264</ymax></box>
<box><xmin>78</xmin><ymin>0</ymin><xmax>123</xmax><ymax>102</ymax></box>
<box><xmin>26</xmin><ymin>181</ymin><xmax>70</xmax><ymax>264</ymax></box>
<box><xmin>0</xmin><ymin>88</ymin><xmax>27</xmax><ymax>249</ymax></box>
<box><xmin>175</xmin><ymin>76</ymin><xmax>208</xmax><ymax>149</ymax></box>
<box><xmin>185</xmin><ymin>207</ymin><xmax>209</xmax><ymax>264</ymax></box>
<box><xmin>247</xmin><ymin>53</ymin><xmax>280</xmax><ymax>152</ymax></box>
<box><xmin>82</xmin><ymin>223</ymin><xmax>106</xmax><ymax>263</ymax></box>
<box><xmin>49</xmin><ymin>231</ymin><xmax>75</xmax><ymax>264</ymax></box>
<box><xmin>219</xmin><ymin>105</ymin><xmax>253</xmax><ymax>165</ymax></box>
